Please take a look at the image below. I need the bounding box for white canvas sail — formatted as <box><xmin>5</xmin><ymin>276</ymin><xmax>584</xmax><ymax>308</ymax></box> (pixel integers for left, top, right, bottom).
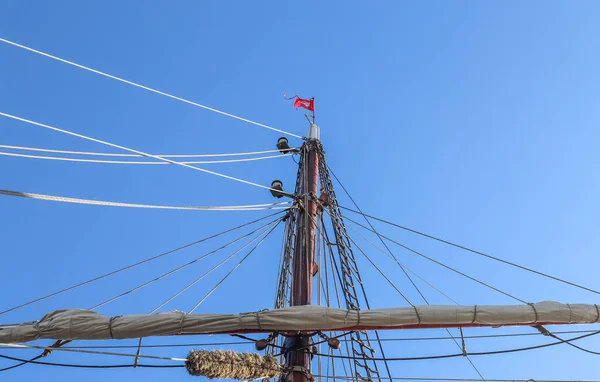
<box><xmin>1</xmin><ymin>301</ymin><xmax>598</xmax><ymax>344</ymax></box>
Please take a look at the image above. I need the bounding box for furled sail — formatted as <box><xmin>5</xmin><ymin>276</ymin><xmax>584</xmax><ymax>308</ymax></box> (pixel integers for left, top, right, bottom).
<box><xmin>1</xmin><ymin>302</ymin><xmax>598</xmax><ymax>344</ymax></box>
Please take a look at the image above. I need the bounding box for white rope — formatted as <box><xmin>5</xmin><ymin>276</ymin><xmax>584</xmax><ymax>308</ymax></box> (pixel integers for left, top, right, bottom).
<box><xmin>0</xmin><ymin>188</ymin><xmax>291</xmax><ymax>211</ymax></box>
<box><xmin>0</xmin><ymin>144</ymin><xmax>296</xmax><ymax>158</ymax></box>
<box><xmin>0</xmin><ymin>151</ymin><xmax>286</xmax><ymax>165</ymax></box>
<box><xmin>0</xmin><ymin>37</ymin><xmax>303</xmax><ymax>139</ymax></box>
<box><xmin>0</xmin><ymin>112</ymin><xmax>287</xmax><ymax>193</ymax></box>
<box><xmin>0</xmin><ymin>343</ymin><xmax>186</xmax><ymax>362</ymax></box>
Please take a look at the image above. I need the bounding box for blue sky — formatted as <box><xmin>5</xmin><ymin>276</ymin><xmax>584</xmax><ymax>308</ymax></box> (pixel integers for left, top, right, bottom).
<box><xmin>1</xmin><ymin>1</ymin><xmax>600</xmax><ymax>381</ymax></box>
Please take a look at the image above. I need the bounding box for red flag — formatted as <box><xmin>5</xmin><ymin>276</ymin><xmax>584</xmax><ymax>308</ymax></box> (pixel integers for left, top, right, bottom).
<box><xmin>293</xmin><ymin>97</ymin><xmax>314</xmax><ymax>112</ymax></box>
<box><xmin>285</xmin><ymin>94</ymin><xmax>314</xmax><ymax>112</ymax></box>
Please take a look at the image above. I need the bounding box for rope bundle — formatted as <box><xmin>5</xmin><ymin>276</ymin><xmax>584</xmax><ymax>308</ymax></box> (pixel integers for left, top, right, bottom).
<box><xmin>185</xmin><ymin>350</ymin><xmax>281</xmax><ymax>380</ymax></box>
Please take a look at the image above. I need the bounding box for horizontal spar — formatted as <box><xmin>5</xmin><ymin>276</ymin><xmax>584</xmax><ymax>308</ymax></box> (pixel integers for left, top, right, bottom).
<box><xmin>1</xmin><ymin>302</ymin><xmax>599</xmax><ymax>343</ymax></box>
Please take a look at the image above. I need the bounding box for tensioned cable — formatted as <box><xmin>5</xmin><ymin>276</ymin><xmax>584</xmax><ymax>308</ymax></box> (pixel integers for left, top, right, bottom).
<box><xmin>3</xmin><ymin>332</ymin><xmax>599</xmax><ymax>373</ymax></box>
<box><xmin>0</xmin><ymin>37</ymin><xmax>302</xmax><ymax>139</ymax></box>
<box><xmin>320</xmin><ymin>378</ymin><xmax>600</xmax><ymax>382</ymax></box>
<box><xmin>0</xmin><ymin>112</ymin><xmax>290</xmax><ymax>194</ymax></box>
<box><xmin>327</xmin><ymin>165</ymin><xmax>429</xmax><ymax>304</ymax></box>
<box><xmin>313</xmin><ymin>330</ymin><xmax>600</xmax><ymax>361</ymax></box>
<box><xmin>0</xmin><ymin>188</ymin><xmax>290</xmax><ymax>211</ymax></box>
<box><xmin>0</xmin><ymin>353</ymin><xmax>182</xmax><ymax>370</ymax></box>
<box><xmin>0</xmin><ymin>211</ymin><xmax>282</xmax><ymax>317</ymax></box>
<box><xmin>339</xmin><ymin>206</ymin><xmax>600</xmax><ymax>297</ymax></box>
<box><xmin>0</xmin><ymin>151</ymin><xmax>286</xmax><ymax>165</ymax></box>
<box><xmin>344</xmin><ymin>215</ymin><xmax>528</xmax><ymax>304</ymax></box>
<box><xmin>0</xmin><ymin>343</ymin><xmax>186</xmax><ymax>362</ymax></box>
<box><xmin>188</xmin><ymin>220</ymin><xmax>281</xmax><ymax>313</ymax></box>
<box><xmin>149</xmin><ymin>221</ymin><xmax>279</xmax><ymax>313</ymax></box>
<box><xmin>0</xmin><ymin>144</ymin><xmax>296</xmax><ymax>158</ymax></box>
<box><xmin>345</xmin><ymin>234</ymin><xmax>415</xmax><ymax>306</ymax></box>
<box><xmin>88</xmin><ymin>217</ymin><xmax>281</xmax><ymax>311</ymax></box>
<box><xmin>547</xmin><ymin>331</ymin><xmax>600</xmax><ymax>356</ymax></box>
<box><xmin>324</xmin><ymin>161</ymin><xmax>428</xmax><ymax>382</ymax></box>
<box><xmin>1</xmin><ymin>351</ymin><xmax>598</xmax><ymax>382</ymax></box>
<box><xmin>346</xmin><ymin>224</ymin><xmax>459</xmax><ymax>305</ymax></box>
<box><xmin>3</xmin><ymin>329</ymin><xmax>589</xmax><ymax>349</ymax></box>
<box><xmin>347</xmin><ymin>223</ymin><xmax>484</xmax><ymax>379</ymax></box>
<box><xmin>324</xmin><ymin>230</ymin><xmax>356</xmax><ymax>381</ymax></box>
<box><xmin>310</xmin><ymin>212</ymin><xmax>390</xmax><ymax>382</ymax></box>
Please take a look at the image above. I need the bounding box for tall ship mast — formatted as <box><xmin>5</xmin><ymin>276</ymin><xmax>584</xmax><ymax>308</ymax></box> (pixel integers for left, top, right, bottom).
<box><xmin>1</xmin><ymin>30</ymin><xmax>599</xmax><ymax>382</ymax></box>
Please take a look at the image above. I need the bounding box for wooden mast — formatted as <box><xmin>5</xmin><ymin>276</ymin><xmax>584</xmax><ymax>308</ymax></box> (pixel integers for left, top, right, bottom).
<box><xmin>287</xmin><ymin>122</ymin><xmax>320</xmax><ymax>382</ymax></box>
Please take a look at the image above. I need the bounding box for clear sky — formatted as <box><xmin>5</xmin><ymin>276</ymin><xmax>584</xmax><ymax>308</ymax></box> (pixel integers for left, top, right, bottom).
<box><xmin>1</xmin><ymin>1</ymin><xmax>600</xmax><ymax>381</ymax></box>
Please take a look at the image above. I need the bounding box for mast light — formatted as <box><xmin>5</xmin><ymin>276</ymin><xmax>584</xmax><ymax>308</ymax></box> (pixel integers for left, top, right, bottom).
<box><xmin>270</xmin><ymin>180</ymin><xmax>285</xmax><ymax>198</ymax></box>
<box><xmin>276</xmin><ymin>137</ymin><xmax>291</xmax><ymax>153</ymax></box>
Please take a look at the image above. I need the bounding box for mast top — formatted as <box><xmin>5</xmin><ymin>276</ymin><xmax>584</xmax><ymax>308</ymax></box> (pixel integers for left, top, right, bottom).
<box><xmin>304</xmin><ymin>114</ymin><xmax>320</xmax><ymax>140</ymax></box>
<box><xmin>307</xmin><ymin>122</ymin><xmax>320</xmax><ymax>141</ymax></box>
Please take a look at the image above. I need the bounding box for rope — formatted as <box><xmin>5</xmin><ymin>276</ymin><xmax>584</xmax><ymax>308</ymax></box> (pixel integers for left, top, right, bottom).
<box><xmin>0</xmin><ymin>188</ymin><xmax>290</xmax><ymax>211</ymax></box>
<box><xmin>187</xmin><ymin>220</ymin><xmax>281</xmax><ymax>313</ymax></box>
<box><xmin>347</xmin><ymin>235</ymin><xmax>415</xmax><ymax>307</ymax></box>
<box><xmin>0</xmin><ymin>211</ymin><xmax>283</xmax><ymax>317</ymax></box>
<box><xmin>313</xmin><ymin>330</ymin><xmax>600</xmax><ymax>361</ymax></box>
<box><xmin>319</xmin><ymin>378</ymin><xmax>600</xmax><ymax>382</ymax></box>
<box><xmin>546</xmin><ymin>331</ymin><xmax>600</xmax><ymax>356</ymax></box>
<box><xmin>0</xmin><ymin>37</ymin><xmax>303</xmax><ymax>139</ymax></box>
<box><xmin>0</xmin><ymin>351</ymin><xmax>596</xmax><ymax>382</ymax></box>
<box><xmin>148</xmin><ymin>220</ymin><xmax>280</xmax><ymax>313</ymax></box>
<box><xmin>339</xmin><ymin>205</ymin><xmax>600</xmax><ymax>297</ymax></box>
<box><xmin>0</xmin><ymin>112</ymin><xmax>291</xmax><ymax>194</ymax></box>
<box><xmin>344</xmin><ymin>215</ymin><xmax>528</xmax><ymax>304</ymax></box>
<box><xmin>88</xmin><ymin>217</ymin><xmax>281</xmax><ymax>311</ymax></box>
<box><xmin>6</xmin><ymin>332</ymin><xmax>599</xmax><ymax>372</ymax></box>
<box><xmin>341</xmin><ymin>222</ymin><xmax>484</xmax><ymax>379</ymax></box>
<box><xmin>0</xmin><ymin>353</ymin><xmax>182</xmax><ymax>370</ymax></box>
<box><xmin>0</xmin><ymin>144</ymin><xmax>297</xmax><ymax>157</ymax></box>
<box><xmin>0</xmin><ymin>151</ymin><xmax>287</xmax><ymax>164</ymax></box>
<box><xmin>344</xmin><ymin>224</ymin><xmax>459</xmax><ymax>305</ymax></box>
<box><xmin>328</xmin><ymin>165</ymin><xmax>428</xmax><ymax>305</ymax></box>
<box><xmin>0</xmin><ymin>343</ymin><xmax>186</xmax><ymax>362</ymax></box>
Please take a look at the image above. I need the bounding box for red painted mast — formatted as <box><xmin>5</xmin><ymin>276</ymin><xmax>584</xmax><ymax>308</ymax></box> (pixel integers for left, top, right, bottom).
<box><xmin>287</xmin><ymin>122</ymin><xmax>320</xmax><ymax>382</ymax></box>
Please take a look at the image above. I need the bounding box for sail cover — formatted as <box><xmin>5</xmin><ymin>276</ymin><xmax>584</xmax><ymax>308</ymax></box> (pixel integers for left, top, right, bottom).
<box><xmin>1</xmin><ymin>302</ymin><xmax>598</xmax><ymax>343</ymax></box>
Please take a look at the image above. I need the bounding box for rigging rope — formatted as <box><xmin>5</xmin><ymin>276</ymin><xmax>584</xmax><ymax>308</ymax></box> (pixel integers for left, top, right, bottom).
<box><xmin>339</xmin><ymin>206</ymin><xmax>600</xmax><ymax>297</ymax></box>
<box><xmin>321</xmin><ymin>378</ymin><xmax>600</xmax><ymax>382</ymax></box>
<box><xmin>0</xmin><ymin>211</ymin><xmax>283</xmax><ymax>316</ymax></box>
<box><xmin>0</xmin><ymin>353</ymin><xmax>182</xmax><ymax>370</ymax></box>
<box><xmin>0</xmin><ymin>37</ymin><xmax>302</xmax><ymax>139</ymax></box>
<box><xmin>0</xmin><ymin>188</ymin><xmax>290</xmax><ymax>211</ymax></box>
<box><xmin>2</xmin><ymin>329</ymin><xmax>589</xmax><ymax>350</ymax></box>
<box><xmin>345</xmin><ymin>223</ymin><xmax>459</xmax><ymax>305</ymax></box>
<box><xmin>342</xmin><ymin>224</ymin><xmax>484</xmax><ymax>379</ymax></box>
<box><xmin>0</xmin><ymin>350</ymin><xmax>597</xmax><ymax>382</ymax></box>
<box><xmin>0</xmin><ymin>112</ymin><xmax>289</xmax><ymax>194</ymax></box>
<box><xmin>0</xmin><ymin>343</ymin><xmax>186</xmax><ymax>362</ymax></box>
<box><xmin>188</xmin><ymin>220</ymin><xmax>281</xmax><ymax>313</ymax></box>
<box><xmin>312</xmin><ymin>329</ymin><xmax>600</xmax><ymax>361</ymax></box>
<box><xmin>2</xmin><ymin>331</ymin><xmax>600</xmax><ymax>374</ymax></box>
<box><xmin>88</xmin><ymin>217</ymin><xmax>281</xmax><ymax>311</ymax></box>
<box><xmin>0</xmin><ymin>151</ymin><xmax>286</xmax><ymax>165</ymax></box>
<box><xmin>149</xmin><ymin>220</ymin><xmax>281</xmax><ymax>313</ymax></box>
<box><xmin>0</xmin><ymin>144</ymin><xmax>296</xmax><ymax>157</ymax></box>
<box><xmin>344</xmin><ymin>215</ymin><xmax>528</xmax><ymax>304</ymax></box>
